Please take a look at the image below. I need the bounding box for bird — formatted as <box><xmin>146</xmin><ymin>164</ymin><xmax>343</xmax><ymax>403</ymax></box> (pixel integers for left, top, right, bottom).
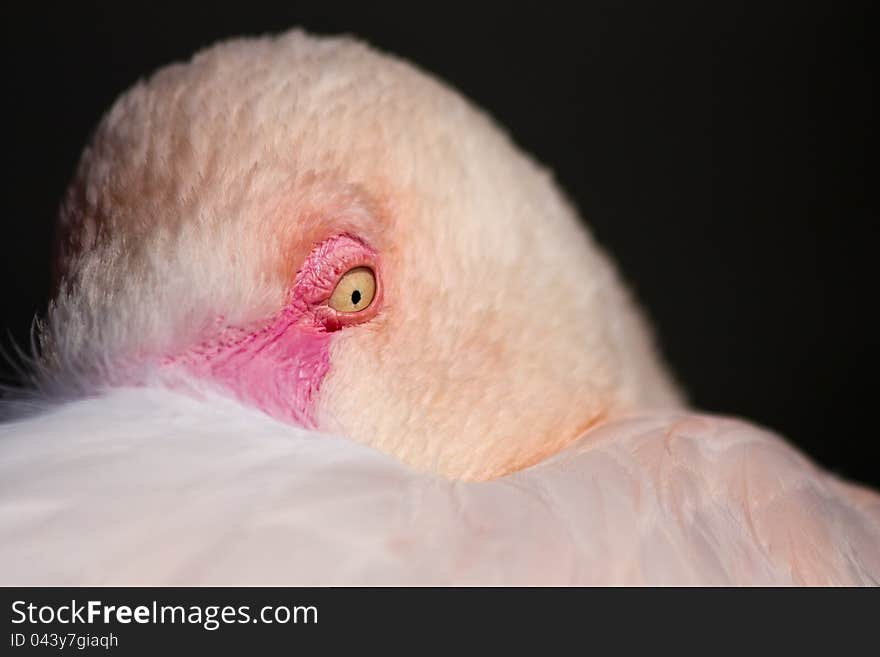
<box><xmin>1</xmin><ymin>29</ymin><xmax>877</xmax><ymax>585</ymax></box>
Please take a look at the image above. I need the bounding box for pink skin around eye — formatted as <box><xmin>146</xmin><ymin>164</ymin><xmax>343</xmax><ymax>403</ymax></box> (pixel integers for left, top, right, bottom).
<box><xmin>162</xmin><ymin>233</ymin><xmax>380</xmax><ymax>428</ymax></box>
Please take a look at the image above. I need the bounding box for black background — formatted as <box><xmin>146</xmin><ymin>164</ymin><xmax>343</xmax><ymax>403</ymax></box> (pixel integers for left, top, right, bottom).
<box><xmin>2</xmin><ymin>2</ymin><xmax>877</xmax><ymax>487</ymax></box>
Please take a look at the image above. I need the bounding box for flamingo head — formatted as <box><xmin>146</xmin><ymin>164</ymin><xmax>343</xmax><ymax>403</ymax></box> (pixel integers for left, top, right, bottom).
<box><xmin>44</xmin><ymin>30</ymin><xmax>683</xmax><ymax>479</ymax></box>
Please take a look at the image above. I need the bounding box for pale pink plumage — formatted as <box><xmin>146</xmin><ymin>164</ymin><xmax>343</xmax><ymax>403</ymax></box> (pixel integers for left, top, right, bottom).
<box><xmin>1</xmin><ymin>388</ymin><xmax>877</xmax><ymax>585</ymax></box>
<box><xmin>1</xmin><ymin>30</ymin><xmax>877</xmax><ymax>585</ymax></box>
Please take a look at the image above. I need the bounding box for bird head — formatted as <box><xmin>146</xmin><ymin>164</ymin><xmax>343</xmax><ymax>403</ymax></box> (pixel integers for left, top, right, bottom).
<box><xmin>43</xmin><ymin>30</ymin><xmax>682</xmax><ymax>480</ymax></box>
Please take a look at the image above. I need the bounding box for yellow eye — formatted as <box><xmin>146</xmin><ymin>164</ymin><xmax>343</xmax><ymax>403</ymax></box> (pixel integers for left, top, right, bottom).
<box><xmin>328</xmin><ymin>267</ymin><xmax>376</xmax><ymax>313</ymax></box>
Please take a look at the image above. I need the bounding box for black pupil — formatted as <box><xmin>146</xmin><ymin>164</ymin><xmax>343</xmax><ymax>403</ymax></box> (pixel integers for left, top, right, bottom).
<box><xmin>351</xmin><ymin>289</ymin><xmax>362</xmax><ymax>306</ymax></box>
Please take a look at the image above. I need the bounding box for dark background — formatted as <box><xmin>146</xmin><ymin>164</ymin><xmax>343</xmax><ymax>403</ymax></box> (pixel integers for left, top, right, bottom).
<box><xmin>2</xmin><ymin>2</ymin><xmax>877</xmax><ymax>486</ymax></box>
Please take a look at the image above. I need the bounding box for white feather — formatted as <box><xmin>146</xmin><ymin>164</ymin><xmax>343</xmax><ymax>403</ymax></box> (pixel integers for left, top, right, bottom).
<box><xmin>1</xmin><ymin>388</ymin><xmax>876</xmax><ymax>585</ymax></box>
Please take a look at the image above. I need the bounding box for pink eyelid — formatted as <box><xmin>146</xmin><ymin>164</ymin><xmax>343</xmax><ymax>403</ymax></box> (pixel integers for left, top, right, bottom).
<box><xmin>289</xmin><ymin>233</ymin><xmax>383</xmax><ymax>332</ymax></box>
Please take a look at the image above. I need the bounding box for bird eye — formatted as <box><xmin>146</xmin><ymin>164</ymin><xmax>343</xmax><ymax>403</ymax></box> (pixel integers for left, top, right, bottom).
<box><xmin>328</xmin><ymin>267</ymin><xmax>376</xmax><ymax>313</ymax></box>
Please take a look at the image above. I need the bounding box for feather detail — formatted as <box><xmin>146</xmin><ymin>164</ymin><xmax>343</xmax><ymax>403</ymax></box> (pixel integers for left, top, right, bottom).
<box><xmin>1</xmin><ymin>388</ymin><xmax>876</xmax><ymax>585</ymax></box>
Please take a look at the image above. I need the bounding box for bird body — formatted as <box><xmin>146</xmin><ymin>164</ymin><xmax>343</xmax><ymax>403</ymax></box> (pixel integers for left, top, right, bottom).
<box><xmin>1</xmin><ymin>30</ymin><xmax>877</xmax><ymax>585</ymax></box>
<box><xmin>2</xmin><ymin>388</ymin><xmax>877</xmax><ymax>585</ymax></box>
